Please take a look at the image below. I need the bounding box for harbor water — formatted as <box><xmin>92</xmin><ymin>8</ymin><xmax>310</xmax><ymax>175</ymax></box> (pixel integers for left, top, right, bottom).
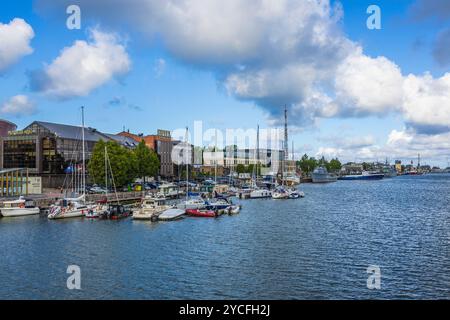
<box><xmin>0</xmin><ymin>174</ymin><xmax>449</xmax><ymax>299</ymax></box>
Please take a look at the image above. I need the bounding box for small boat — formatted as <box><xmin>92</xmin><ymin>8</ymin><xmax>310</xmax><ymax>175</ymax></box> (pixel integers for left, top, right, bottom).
<box><xmin>48</xmin><ymin>196</ymin><xmax>89</xmax><ymax>219</ymax></box>
<box><xmin>158</xmin><ymin>208</ymin><xmax>185</xmax><ymax>221</ymax></box>
<box><xmin>99</xmin><ymin>204</ymin><xmax>131</xmax><ymax>220</ymax></box>
<box><xmin>227</xmin><ymin>205</ymin><xmax>241</xmax><ymax>215</ymax></box>
<box><xmin>86</xmin><ymin>197</ymin><xmax>108</xmax><ymax>219</ymax></box>
<box><xmin>186</xmin><ymin>209</ymin><xmax>216</xmax><ymax>218</ymax></box>
<box><xmin>338</xmin><ymin>171</ymin><xmax>384</xmax><ymax>181</ymax></box>
<box><xmin>206</xmin><ymin>197</ymin><xmax>231</xmax><ymax>210</ymax></box>
<box><xmin>158</xmin><ymin>183</ymin><xmax>182</xmax><ymax>199</ymax></box>
<box><xmin>176</xmin><ymin>197</ymin><xmax>206</xmax><ymax>210</ymax></box>
<box><xmin>0</xmin><ymin>197</ymin><xmax>40</xmax><ymax>217</ymax></box>
<box><xmin>312</xmin><ymin>167</ymin><xmax>338</xmax><ymax>183</ymax></box>
<box><xmin>272</xmin><ymin>187</ymin><xmax>290</xmax><ymax>199</ymax></box>
<box><xmin>287</xmin><ymin>188</ymin><xmax>305</xmax><ymax>199</ymax></box>
<box><xmin>133</xmin><ymin>196</ymin><xmax>171</xmax><ymax>221</ymax></box>
<box><xmin>249</xmin><ymin>188</ymin><xmax>272</xmax><ymax>199</ymax></box>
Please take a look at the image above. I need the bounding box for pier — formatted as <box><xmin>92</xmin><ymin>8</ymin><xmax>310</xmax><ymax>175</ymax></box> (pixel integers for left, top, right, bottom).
<box><xmin>0</xmin><ymin>191</ymin><xmax>147</xmax><ymax>210</ymax></box>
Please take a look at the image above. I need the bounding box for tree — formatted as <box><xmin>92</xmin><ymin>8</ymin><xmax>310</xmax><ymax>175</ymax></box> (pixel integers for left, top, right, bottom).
<box><xmin>328</xmin><ymin>158</ymin><xmax>342</xmax><ymax>172</ymax></box>
<box><xmin>88</xmin><ymin>140</ymin><xmax>137</xmax><ymax>187</ymax></box>
<box><xmin>297</xmin><ymin>154</ymin><xmax>318</xmax><ymax>175</ymax></box>
<box><xmin>236</xmin><ymin>164</ymin><xmax>246</xmax><ymax>174</ymax></box>
<box><xmin>134</xmin><ymin>140</ymin><xmax>159</xmax><ymax>182</ymax></box>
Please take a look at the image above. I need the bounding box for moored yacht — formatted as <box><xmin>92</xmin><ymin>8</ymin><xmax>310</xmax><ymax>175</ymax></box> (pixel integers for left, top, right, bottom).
<box><xmin>0</xmin><ymin>197</ymin><xmax>40</xmax><ymax>217</ymax></box>
<box><xmin>133</xmin><ymin>196</ymin><xmax>171</xmax><ymax>221</ymax></box>
<box><xmin>272</xmin><ymin>187</ymin><xmax>290</xmax><ymax>199</ymax></box>
<box><xmin>176</xmin><ymin>197</ymin><xmax>206</xmax><ymax>210</ymax></box>
<box><xmin>249</xmin><ymin>188</ymin><xmax>272</xmax><ymax>199</ymax></box>
<box><xmin>48</xmin><ymin>196</ymin><xmax>89</xmax><ymax>219</ymax></box>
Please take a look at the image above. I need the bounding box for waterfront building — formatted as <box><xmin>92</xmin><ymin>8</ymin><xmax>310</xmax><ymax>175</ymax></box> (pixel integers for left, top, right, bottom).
<box><xmin>119</xmin><ymin>129</ymin><xmax>175</xmax><ymax>178</ymax></box>
<box><xmin>203</xmin><ymin>148</ymin><xmax>284</xmax><ymax>170</ymax></box>
<box><xmin>0</xmin><ymin>119</ymin><xmax>17</xmax><ymax>137</ymax></box>
<box><xmin>0</xmin><ymin>121</ymin><xmax>137</xmax><ymax>188</ymax></box>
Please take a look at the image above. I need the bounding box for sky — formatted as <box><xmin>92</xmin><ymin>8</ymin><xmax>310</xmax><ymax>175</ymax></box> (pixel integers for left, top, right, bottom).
<box><xmin>1</xmin><ymin>0</ymin><xmax>450</xmax><ymax>167</ymax></box>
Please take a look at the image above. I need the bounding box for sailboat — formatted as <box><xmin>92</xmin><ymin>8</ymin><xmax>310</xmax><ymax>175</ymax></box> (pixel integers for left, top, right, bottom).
<box><xmin>86</xmin><ymin>145</ymin><xmax>114</xmax><ymax>218</ymax></box>
<box><xmin>250</xmin><ymin>125</ymin><xmax>272</xmax><ymax>199</ymax></box>
<box><xmin>48</xmin><ymin>107</ymin><xmax>89</xmax><ymax>219</ymax></box>
<box><xmin>173</xmin><ymin>127</ymin><xmax>194</xmax><ymax>216</ymax></box>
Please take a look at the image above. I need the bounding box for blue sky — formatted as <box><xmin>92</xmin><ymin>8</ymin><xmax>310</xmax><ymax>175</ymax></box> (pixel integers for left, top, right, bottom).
<box><xmin>1</xmin><ymin>0</ymin><xmax>450</xmax><ymax>167</ymax></box>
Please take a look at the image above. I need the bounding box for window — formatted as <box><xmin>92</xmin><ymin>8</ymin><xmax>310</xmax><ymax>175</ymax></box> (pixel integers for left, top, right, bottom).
<box><xmin>3</xmin><ymin>138</ymin><xmax>37</xmax><ymax>169</ymax></box>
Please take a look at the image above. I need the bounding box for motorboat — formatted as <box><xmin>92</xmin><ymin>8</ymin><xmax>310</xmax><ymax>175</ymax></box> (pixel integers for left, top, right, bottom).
<box><xmin>158</xmin><ymin>183</ymin><xmax>182</xmax><ymax>199</ymax></box>
<box><xmin>99</xmin><ymin>204</ymin><xmax>131</xmax><ymax>220</ymax></box>
<box><xmin>287</xmin><ymin>188</ymin><xmax>305</xmax><ymax>199</ymax></box>
<box><xmin>272</xmin><ymin>187</ymin><xmax>290</xmax><ymax>199</ymax></box>
<box><xmin>227</xmin><ymin>205</ymin><xmax>241</xmax><ymax>215</ymax></box>
<box><xmin>48</xmin><ymin>196</ymin><xmax>90</xmax><ymax>220</ymax></box>
<box><xmin>249</xmin><ymin>188</ymin><xmax>272</xmax><ymax>199</ymax></box>
<box><xmin>186</xmin><ymin>209</ymin><xmax>216</xmax><ymax>218</ymax></box>
<box><xmin>311</xmin><ymin>167</ymin><xmax>338</xmax><ymax>183</ymax></box>
<box><xmin>206</xmin><ymin>197</ymin><xmax>231</xmax><ymax>210</ymax></box>
<box><xmin>133</xmin><ymin>197</ymin><xmax>171</xmax><ymax>220</ymax></box>
<box><xmin>86</xmin><ymin>197</ymin><xmax>108</xmax><ymax>219</ymax></box>
<box><xmin>176</xmin><ymin>197</ymin><xmax>206</xmax><ymax>210</ymax></box>
<box><xmin>0</xmin><ymin>197</ymin><xmax>40</xmax><ymax>217</ymax></box>
<box><xmin>158</xmin><ymin>208</ymin><xmax>185</xmax><ymax>221</ymax></box>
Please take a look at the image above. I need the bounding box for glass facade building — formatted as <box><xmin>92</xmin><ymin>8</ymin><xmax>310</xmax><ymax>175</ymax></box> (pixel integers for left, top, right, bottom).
<box><xmin>0</xmin><ymin>121</ymin><xmax>137</xmax><ymax>176</ymax></box>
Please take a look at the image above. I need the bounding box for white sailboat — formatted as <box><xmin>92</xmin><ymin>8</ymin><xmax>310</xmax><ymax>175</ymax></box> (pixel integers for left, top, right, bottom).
<box><xmin>48</xmin><ymin>106</ymin><xmax>89</xmax><ymax>220</ymax></box>
<box><xmin>176</xmin><ymin>127</ymin><xmax>203</xmax><ymax>211</ymax></box>
<box><xmin>250</xmin><ymin>126</ymin><xmax>272</xmax><ymax>199</ymax></box>
<box><xmin>0</xmin><ymin>197</ymin><xmax>40</xmax><ymax>217</ymax></box>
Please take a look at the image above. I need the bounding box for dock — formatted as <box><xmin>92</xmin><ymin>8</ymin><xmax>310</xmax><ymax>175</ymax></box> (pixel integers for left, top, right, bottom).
<box><xmin>0</xmin><ymin>191</ymin><xmax>147</xmax><ymax>210</ymax></box>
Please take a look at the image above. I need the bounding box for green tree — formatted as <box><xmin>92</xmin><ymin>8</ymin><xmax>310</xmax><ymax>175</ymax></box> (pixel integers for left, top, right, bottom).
<box><xmin>134</xmin><ymin>140</ymin><xmax>160</xmax><ymax>183</ymax></box>
<box><xmin>297</xmin><ymin>154</ymin><xmax>318</xmax><ymax>175</ymax></box>
<box><xmin>328</xmin><ymin>158</ymin><xmax>342</xmax><ymax>172</ymax></box>
<box><xmin>88</xmin><ymin>140</ymin><xmax>137</xmax><ymax>187</ymax></box>
<box><xmin>236</xmin><ymin>164</ymin><xmax>246</xmax><ymax>174</ymax></box>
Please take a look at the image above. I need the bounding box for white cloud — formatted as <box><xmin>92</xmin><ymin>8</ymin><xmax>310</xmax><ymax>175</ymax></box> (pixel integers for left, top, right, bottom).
<box><xmin>335</xmin><ymin>47</ymin><xmax>404</xmax><ymax>116</ymax></box>
<box><xmin>33</xmin><ymin>0</ymin><xmax>450</xmax><ymax>159</ymax></box>
<box><xmin>0</xmin><ymin>18</ymin><xmax>34</xmax><ymax>72</ymax></box>
<box><xmin>1</xmin><ymin>95</ymin><xmax>35</xmax><ymax>116</ymax></box>
<box><xmin>30</xmin><ymin>28</ymin><xmax>130</xmax><ymax>99</ymax></box>
<box><xmin>402</xmin><ymin>72</ymin><xmax>450</xmax><ymax>133</ymax></box>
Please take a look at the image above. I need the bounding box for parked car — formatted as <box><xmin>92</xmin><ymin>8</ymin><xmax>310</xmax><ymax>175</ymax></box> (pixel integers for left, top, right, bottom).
<box><xmin>88</xmin><ymin>185</ymin><xmax>108</xmax><ymax>194</ymax></box>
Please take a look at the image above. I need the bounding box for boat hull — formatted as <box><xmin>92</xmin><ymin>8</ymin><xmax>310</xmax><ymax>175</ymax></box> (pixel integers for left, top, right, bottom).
<box><xmin>48</xmin><ymin>209</ymin><xmax>86</xmax><ymax>219</ymax></box>
<box><xmin>0</xmin><ymin>207</ymin><xmax>40</xmax><ymax>217</ymax></box>
<box><xmin>186</xmin><ymin>209</ymin><xmax>216</xmax><ymax>218</ymax></box>
<box><xmin>338</xmin><ymin>174</ymin><xmax>384</xmax><ymax>181</ymax></box>
<box><xmin>159</xmin><ymin>209</ymin><xmax>185</xmax><ymax>221</ymax></box>
<box><xmin>311</xmin><ymin>174</ymin><xmax>338</xmax><ymax>183</ymax></box>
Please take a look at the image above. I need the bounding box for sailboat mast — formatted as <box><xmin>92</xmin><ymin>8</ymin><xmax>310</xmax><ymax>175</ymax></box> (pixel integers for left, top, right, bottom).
<box><xmin>185</xmin><ymin>127</ymin><xmax>189</xmax><ymax>201</ymax></box>
<box><xmin>256</xmin><ymin>124</ymin><xmax>260</xmax><ymax>183</ymax></box>
<box><xmin>214</xmin><ymin>129</ymin><xmax>217</xmax><ymax>184</ymax></box>
<box><xmin>81</xmin><ymin>106</ymin><xmax>86</xmax><ymax>196</ymax></box>
<box><xmin>105</xmin><ymin>145</ymin><xmax>108</xmax><ymax>196</ymax></box>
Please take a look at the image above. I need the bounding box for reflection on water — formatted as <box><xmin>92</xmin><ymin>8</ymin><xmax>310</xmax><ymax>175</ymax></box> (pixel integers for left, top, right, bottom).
<box><xmin>0</xmin><ymin>174</ymin><xmax>449</xmax><ymax>299</ymax></box>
